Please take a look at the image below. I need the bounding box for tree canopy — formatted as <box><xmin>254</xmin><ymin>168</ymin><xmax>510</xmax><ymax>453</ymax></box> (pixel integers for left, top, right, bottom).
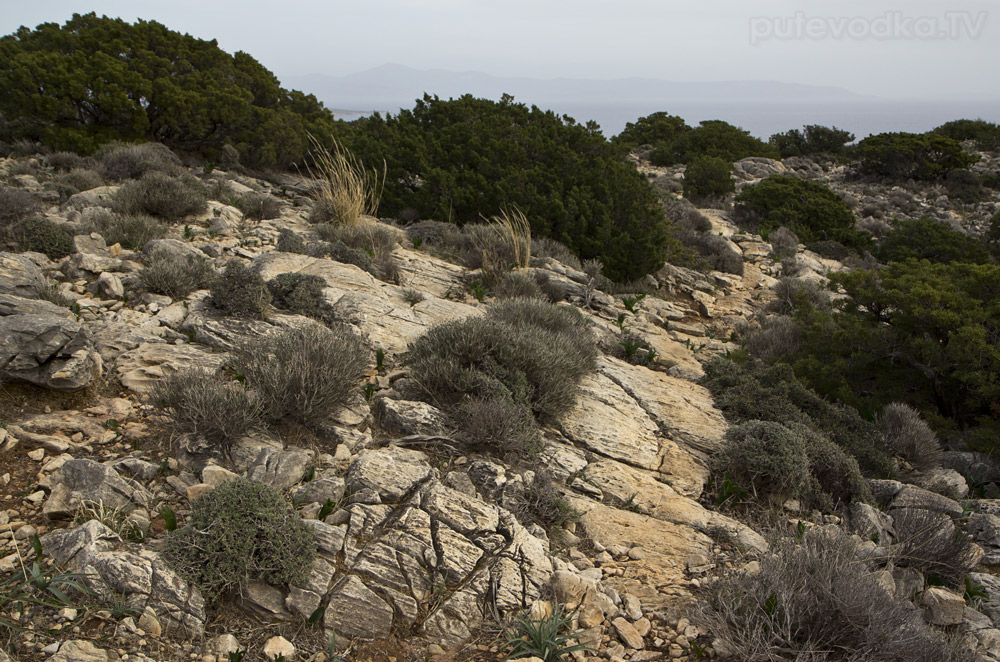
<box><xmin>0</xmin><ymin>13</ymin><xmax>338</xmax><ymax>168</ymax></box>
<box><xmin>342</xmin><ymin>94</ymin><xmax>673</xmax><ymax>281</ymax></box>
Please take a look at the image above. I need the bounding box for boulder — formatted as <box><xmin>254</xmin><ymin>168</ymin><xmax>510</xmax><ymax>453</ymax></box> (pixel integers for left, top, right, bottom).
<box><xmin>41</xmin><ymin>459</ymin><xmax>154</xmax><ymax>518</ymax></box>
<box><xmin>0</xmin><ymin>252</ymin><xmax>47</xmax><ymax>297</ymax></box>
<box><xmin>920</xmin><ymin>586</ymin><xmax>965</xmax><ymax>625</ymax></box>
<box><xmin>375</xmin><ymin>398</ymin><xmax>449</xmax><ymax>437</ymax></box>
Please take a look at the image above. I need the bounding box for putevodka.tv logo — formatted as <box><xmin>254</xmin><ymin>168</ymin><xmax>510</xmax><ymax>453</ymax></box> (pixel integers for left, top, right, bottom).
<box><xmin>750</xmin><ymin>11</ymin><xmax>989</xmax><ymax>45</ymax></box>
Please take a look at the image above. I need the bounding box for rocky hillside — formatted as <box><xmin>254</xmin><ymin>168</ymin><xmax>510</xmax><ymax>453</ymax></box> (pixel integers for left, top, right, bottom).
<box><xmin>1</xmin><ymin>146</ymin><xmax>999</xmax><ymax>662</ymax></box>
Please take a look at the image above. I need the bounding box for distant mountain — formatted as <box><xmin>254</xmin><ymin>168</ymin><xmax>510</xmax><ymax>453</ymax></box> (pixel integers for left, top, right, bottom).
<box><xmin>286</xmin><ymin>64</ymin><xmax>871</xmax><ymax>117</ymax></box>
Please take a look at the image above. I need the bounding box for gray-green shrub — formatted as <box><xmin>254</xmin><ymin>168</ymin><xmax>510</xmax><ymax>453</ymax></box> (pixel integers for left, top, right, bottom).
<box><xmin>892</xmin><ymin>507</ymin><xmax>981</xmax><ymax>582</ymax></box>
<box><xmin>228</xmin><ymin>324</ymin><xmax>369</xmax><ymax>428</ymax></box>
<box><xmin>138</xmin><ymin>248</ymin><xmax>215</xmax><ymax>298</ymax></box>
<box><xmin>163</xmin><ymin>478</ymin><xmax>314</xmax><ymax>601</ymax></box>
<box><xmin>235</xmin><ymin>192</ymin><xmax>282</xmax><ymax>221</ymax></box>
<box><xmin>152</xmin><ymin>369</ymin><xmax>264</xmax><ymax>445</ymax></box>
<box><xmin>113</xmin><ymin>171</ymin><xmax>207</xmax><ymax>219</ymax></box>
<box><xmin>879</xmin><ymin>402</ymin><xmax>941</xmax><ymax>472</ymax></box>
<box><xmin>210</xmin><ymin>261</ymin><xmax>271</xmax><ymax>319</ymax></box>
<box><xmin>267</xmin><ymin>272</ymin><xmax>328</xmax><ymax>319</ymax></box>
<box><xmin>96</xmin><ymin>142</ymin><xmax>182</xmax><ymax>181</ymax></box>
<box><xmin>0</xmin><ymin>185</ymin><xmax>41</xmax><ymax>227</ymax></box>
<box><xmin>8</xmin><ymin>216</ymin><xmax>75</xmax><ymax>258</ymax></box>
<box><xmin>88</xmin><ymin>210</ymin><xmax>166</xmax><ymax>250</ymax></box>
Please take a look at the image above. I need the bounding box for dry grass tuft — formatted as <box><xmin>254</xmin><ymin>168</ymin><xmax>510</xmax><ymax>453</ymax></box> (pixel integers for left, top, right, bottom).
<box><xmin>481</xmin><ymin>206</ymin><xmax>532</xmax><ymax>271</ymax></box>
<box><xmin>305</xmin><ymin>134</ymin><xmax>384</xmax><ymax>226</ymax></box>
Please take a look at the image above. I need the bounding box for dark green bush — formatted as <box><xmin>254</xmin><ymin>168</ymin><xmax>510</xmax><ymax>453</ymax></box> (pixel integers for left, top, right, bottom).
<box><xmin>807</xmin><ymin>239</ymin><xmax>851</xmax><ymax>261</ymax></box>
<box><xmin>650</xmin><ymin>120</ymin><xmax>779</xmax><ymax>166</ymax></box>
<box><xmin>769</xmin><ymin>124</ymin><xmax>855</xmax><ymax>157</ymax></box>
<box><xmin>878</xmin><ymin>402</ymin><xmax>941</xmax><ymax>472</ymax></box>
<box><xmin>113</xmin><ymin>171</ymin><xmax>208</xmax><ymax>219</ymax></box>
<box><xmin>210</xmin><ymin>261</ymin><xmax>271</xmax><ymax>319</ymax></box>
<box><xmin>611</xmin><ymin>112</ymin><xmax>690</xmax><ymax>150</ymax></box>
<box><xmin>235</xmin><ymin>192</ymin><xmax>282</xmax><ymax>221</ymax></box>
<box><xmin>152</xmin><ymin>369</ymin><xmax>264</xmax><ymax>445</ymax></box>
<box><xmin>944</xmin><ymin>168</ymin><xmax>987</xmax><ymax>203</ymax></box>
<box><xmin>95</xmin><ymin>142</ymin><xmax>182</xmax><ymax>181</ymax></box>
<box><xmin>766</xmin><ymin>277</ymin><xmax>830</xmax><ymax>316</ymax></box>
<box><xmin>406</xmin><ymin>299</ymin><xmax>597</xmax><ymax>455</ymax></box>
<box><xmin>88</xmin><ymin>210</ymin><xmax>166</xmax><ymax>250</ymax></box>
<box><xmin>0</xmin><ymin>14</ymin><xmax>337</xmax><ymax>168</ymax></box>
<box><xmin>8</xmin><ymin>216</ymin><xmax>75</xmax><ymax>258</ymax></box>
<box><xmin>228</xmin><ymin>324</ymin><xmax>369</xmax><ymax>428</ymax></box>
<box><xmin>700</xmin><ymin>529</ymin><xmax>962</xmax><ymax>662</ymax></box>
<box><xmin>852</xmin><ymin>132</ymin><xmax>976</xmax><ymax>181</ymax></box>
<box><xmin>0</xmin><ymin>185</ymin><xmax>41</xmax><ymax>227</ymax></box>
<box><xmin>138</xmin><ymin>248</ymin><xmax>215</xmax><ymax>298</ymax></box>
<box><xmin>267</xmin><ymin>272</ymin><xmax>328</xmax><ymax>319</ymax></box>
<box><xmin>876</xmin><ymin>216</ymin><xmax>991</xmax><ymax>265</ymax></box>
<box><xmin>683</xmin><ymin>156</ymin><xmax>735</xmax><ymax>200</ymax></box>
<box><xmin>933</xmin><ymin>118</ymin><xmax>1000</xmax><ymax>151</ymax></box>
<box><xmin>163</xmin><ymin>478</ymin><xmax>314</xmax><ymax>600</ymax></box>
<box><xmin>734</xmin><ymin>175</ymin><xmax>864</xmax><ymax>247</ymax></box>
<box><xmin>344</xmin><ymin>94</ymin><xmax>671</xmax><ymax>282</ymax></box>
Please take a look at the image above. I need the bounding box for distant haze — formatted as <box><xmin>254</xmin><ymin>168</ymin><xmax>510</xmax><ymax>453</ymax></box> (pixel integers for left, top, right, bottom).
<box><xmin>2</xmin><ymin>1</ymin><xmax>999</xmax><ymax>137</ymax></box>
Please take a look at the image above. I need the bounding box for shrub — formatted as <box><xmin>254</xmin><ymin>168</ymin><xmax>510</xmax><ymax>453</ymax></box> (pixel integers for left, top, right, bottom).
<box><xmin>892</xmin><ymin>507</ymin><xmax>981</xmax><ymax>582</ymax></box>
<box><xmin>531</xmin><ymin>236</ymin><xmax>582</xmax><ymax>270</ymax></box>
<box><xmin>683</xmin><ymin>155</ymin><xmax>735</xmax><ymax>200</ymax></box>
<box><xmin>453</xmin><ymin>397</ymin><xmax>542</xmax><ymax>458</ymax></box>
<box><xmin>611</xmin><ymin>112</ymin><xmax>690</xmax><ymax>150</ymax></box>
<box><xmin>766</xmin><ymin>277</ymin><xmax>830</xmax><ymax>315</ymax></box>
<box><xmin>768</xmin><ymin>226</ymin><xmax>799</xmax><ymax>259</ymax></box>
<box><xmin>267</xmin><ymin>272</ymin><xmax>328</xmax><ymax>319</ymax></box>
<box><xmin>235</xmin><ymin>192</ymin><xmax>282</xmax><ymax>221</ymax></box>
<box><xmin>650</xmin><ymin>119</ymin><xmax>779</xmax><ymax>166</ymax></box>
<box><xmin>228</xmin><ymin>324</ymin><xmax>369</xmax><ymax>428</ymax></box>
<box><xmin>852</xmin><ymin>132</ymin><xmax>976</xmax><ymax>181</ymax></box>
<box><xmin>7</xmin><ymin>216</ymin><xmax>75</xmax><ymax>258</ymax></box>
<box><xmin>306</xmin><ymin>137</ymin><xmax>382</xmax><ymax>226</ymax></box>
<box><xmin>700</xmin><ymin>528</ymin><xmax>960</xmax><ymax>662</ymax></box>
<box><xmin>406</xmin><ymin>299</ymin><xmax>597</xmax><ymax>454</ymax></box>
<box><xmin>163</xmin><ymin>478</ymin><xmax>314</xmax><ymax>600</ymax></box>
<box><xmin>275</xmin><ymin>228</ymin><xmax>307</xmax><ymax>254</ymax></box>
<box><xmin>769</xmin><ymin>124</ymin><xmax>855</xmax><ymax>157</ymax></box>
<box><xmin>210</xmin><ymin>261</ymin><xmax>271</xmax><ymax>319</ymax></box>
<box><xmin>531</xmin><ymin>271</ymin><xmax>567</xmax><ymax>303</ymax></box>
<box><xmin>95</xmin><ymin>142</ymin><xmax>182</xmax><ymax>181</ymax></box>
<box><xmin>933</xmin><ymin>118</ymin><xmax>1000</xmax><ymax>151</ymax></box>
<box><xmin>52</xmin><ymin>167</ymin><xmax>104</xmax><ymax>194</ymax></box>
<box><xmin>493</xmin><ymin>271</ymin><xmax>544</xmax><ymax>301</ymax></box>
<box><xmin>676</xmin><ymin>231</ymin><xmax>744</xmax><ymax>276</ymax></box>
<box><xmin>735</xmin><ymin>175</ymin><xmax>864</xmax><ymax>247</ymax></box>
<box><xmin>0</xmin><ymin>185</ymin><xmax>41</xmax><ymax>227</ymax></box>
<box><xmin>878</xmin><ymin>403</ymin><xmax>941</xmax><ymax>472</ymax></box>
<box><xmin>744</xmin><ymin>316</ymin><xmax>800</xmax><ymax>362</ymax></box>
<box><xmin>308</xmin><ymin>239</ymin><xmax>374</xmax><ymax>272</ymax></box>
<box><xmin>345</xmin><ymin>94</ymin><xmax>672</xmax><ymax>282</ymax></box>
<box><xmin>138</xmin><ymin>249</ymin><xmax>215</xmax><ymax>298</ymax></box>
<box><xmin>88</xmin><ymin>210</ymin><xmax>166</xmax><ymax>250</ymax></box>
<box><xmin>45</xmin><ymin>151</ymin><xmax>86</xmax><ymax>171</ymax></box>
<box><xmin>807</xmin><ymin>239</ymin><xmax>851</xmax><ymax>261</ymax></box>
<box><xmin>113</xmin><ymin>171</ymin><xmax>208</xmax><ymax>219</ymax></box>
<box><xmin>944</xmin><ymin>169</ymin><xmax>987</xmax><ymax>203</ymax></box>
<box><xmin>152</xmin><ymin>369</ymin><xmax>264</xmax><ymax>445</ymax></box>
<box><xmin>876</xmin><ymin>216</ymin><xmax>990</xmax><ymax>265</ymax></box>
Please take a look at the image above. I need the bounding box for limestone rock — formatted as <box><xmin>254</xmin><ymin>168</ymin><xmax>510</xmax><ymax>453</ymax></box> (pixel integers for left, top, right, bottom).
<box><xmin>263</xmin><ymin>636</ymin><xmax>295</xmax><ymax>661</ymax></box>
<box><xmin>347</xmin><ymin>445</ymin><xmax>433</xmax><ymax>502</ymax></box>
<box><xmin>921</xmin><ymin>586</ymin><xmax>965</xmax><ymax>625</ymax></box>
<box><xmin>0</xmin><ymin>310</ymin><xmax>102</xmax><ymax>391</ymax></box>
<box><xmin>47</xmin><ymin>640</ymin><xmax>109</xmax><ymax>662</ymax></box>
<box><xmin>247</xmin><ymin>447</ymin><xmax>313</xmax><ymax>491</ymax></box>
<box><xmin>115</xmin><ymin>341</ymin><xmax>227</xmax><ymax>396</ymax></box>
<box><xmin>375</xmin><ymin>398</ymin><xmax>449</xmax><ymax>437</ymax></box>
<box><xmin>42</xmin><ymin>459</ymin><xmax>153</xmax><ymax>518</ymax></box>
<box><xmin>324</xmin><ymin>575</ymin><xmax>394</xmax><ymax>639</ymax></box>
<box><xmin>64</xmin><ymin>185</ymin><xmax>118</xmax><ymax>210</ymax></box>
<box><xmin>0</xmin><ymin>252</ymin><xmax>47</xmax><ymax>297</ymax></box>
<box><xmin>890</xmin><ymin>485</ymin><xmax>963</xmax><ymax>517</ymax></box>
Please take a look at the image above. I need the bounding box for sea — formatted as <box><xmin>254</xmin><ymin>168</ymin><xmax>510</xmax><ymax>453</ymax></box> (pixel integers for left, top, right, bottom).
<box><xmin>331</xmin><ymin>98</ymin><xmax>1000</xmax><ymax>142</ymax></box>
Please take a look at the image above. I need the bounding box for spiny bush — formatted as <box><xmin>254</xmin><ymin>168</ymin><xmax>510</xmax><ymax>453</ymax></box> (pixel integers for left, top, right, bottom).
<box><xmin>676</xmin><ymin>231</ymin><xmax>744</xmax><ymax>276</ymax></box>
<box><xmin>878</xmin><ymin>403</ymin><xmax>941</xmax><ymax>472</ymax></box>
<box><xmin>492</xmin><ymin>271</ymin><xmax>544</xmax><ymax>301</ymax></box>
<box><xmin>152</xmin><ymin>369</ymin><xmax>264</xmax><ymax>445</ymax></box>
<box><xmin>275</xmin><ymin>228</ymin><xmax>307</xmax><ymax>254</ymax></box>
<box><xmin>768</xmin><ymin>226</ymin><xmax>799</xmax><ymax>259</ymax></box>
<box><xmin>53</xmin><ymin>168</ymin><xmax>104</xmax><ymax>196</ymax></box>
<box><xmin>531</xmin><ymin>236</ymin><xmax>582</xmax><ymax>270</ymax></box>
<box><xmin>235</xmin><ymin>192</ymin><xmax>282</xmax><ymax>221</ymax></box>
<box><xmin>45</xmin><ymin>151</ymin><xmax>87</xmax><ymax>172</ymax></box>
<box><xmin>406</xmin><ymin>299</ymin><xmax>597</xmax><ymax>455</ymax></box>
<box><xmin>944</xmin><ymin>168</ymin><xmax>987</xmax><ymax>203</ymax></box>
<box><xmin>504</xmin><ymin>470</ymin><xmax>581</xmax><ymax>534</ymax></box>
<box><xmin>531</xmin><ymin>271</ymin><xmax>567</xmax><ymax>303</ymax></box>
<box><xmin>683</xmin><ymin>155</ymin><xmax>735</xmax><ymax>200</ymax></box>
<box><xmin>766</xmin><ymin>277</ymin><xmax>830</xmax><ymax>315</ymax></box>
<box><xmin>735</xmin><ymin>175</ymin><xmax>864</xmax><ymax>247</ymax></box>
<box><xmin>700</xmin><ymin>528</ymin><xmax>963</xmax><ymax>662</ymax></box>
<box><xmin>163</xmin><ymin>478</ymin><xmax>314</xmax><ymax>601</ymax></box>
<box><xmin>209</xmin><ymin>261</ymin><xmax>271</xmax><ymax>319</ymax></box>
<box><xmin>453</xmin><ymin>396</ymin><xmax>543</xmax><ymax>458</ymax></box>
<box><xmin>7</xmin><ymin>216</ymin><xmax>75</xmax><ymax>258</ymax></box>
<box><xmin>228</xmin><ymin>323</ymin><xmax>369</xmax><ymax>429</ymax></box>
<box><xmin>0</xmin><ymin>185</ymin><xmax>41</xmax><ymax>227</ymax></box>
<box><xmin>138</xmin><ymin>248</ymin><xmax>215</xmax><ymax>298</ymax></box>
<box><xmin>267</xmin><ymin>272</ymin><xmax>328</xmax><ymax>319</ymax></box>
<box><xmin>88</xmin><ymin>210</ymin><xmax>166</xmax><ymax>250</ymax></box>
<box><xmin>95</xmin><ymin>142</ymin><xmax>182</xmax><ymax>181</ymax></box>
<box><xmin>744</xmin><ymin>315</ymin><xmax>800</xmax><ymax>363</ymax></box>
<box><xmin>892</xmin><ymin>507</ymin><xmax>981</xmax><ymax>583</ymax></box>
<box><xmin>314</xmin><ymin>220</ymin><xmax>399</xmax><ymax>281</ymax></box>
<box><xmin>852</xmin><ymin>132</ymin><xmax>976</xmax><ymax>181</ymax></box>
<box><xmin>113</xmin><ymin>171</ymin><xmax>208</xmax><ymax>219</ymax></box>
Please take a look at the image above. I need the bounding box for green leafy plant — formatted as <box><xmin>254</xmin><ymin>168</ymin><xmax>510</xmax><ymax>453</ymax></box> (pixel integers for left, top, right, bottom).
<box><xmin>317</xmin><ymin>498</ymin><xmax>337</xmax><ymax>520</ymax></box>
<box><xmin>621</xmin><ymin>293</ymin><xmax>646</xmax><ymax>313</ymax></box>
<box><xmin>502</xmin><ymin>603</ymin><xmax>593</xmax><ymax>662</ymax></box>
<box><xmin>683</xmin><ymin>155</ymin><xmax>735</xmax><ymax>200</ymax></box>
<box><xmin>158</xmin><ymin>505</ymin><xmax>177</xmax><ymax>532</ymax></box>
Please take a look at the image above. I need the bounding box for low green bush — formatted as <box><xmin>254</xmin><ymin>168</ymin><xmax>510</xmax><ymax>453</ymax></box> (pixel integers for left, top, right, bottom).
<box><xmin>113</xmin><ymin>171</ymin><xmax>207</xmax><ymax>219</ymax></box>
<box><xmin>683</xmin><ymin>155</ymin><xmax>735</xmax><ymax>200</ymax></box>
<box><xmin>933</xmin><ymin>118</ymin><xmax>1000</xmax><ymax>151</ymax></box>
<box><xmin>876</xmin><ymin>216</ymin><xmax>991</xmax><ymax>265</ymax></box>
<box><xmin>8</xmin><ymin>216</ymin><xmax>75</xmax><ymax>258</ymax></box>
<box><xmin>735</xmin><ymin>175</ymin><xmax>865</xmax><ymax>247</ymax></box>
<box><xmin>163</xmin><ymin>478</ymin><xmax>314</xmax><ymax>601</ymax></box>
<box><xmin>228</xmin><ymin>324</ymin><xmax>369</xmax><ymax>428</ymax></box>
<box><xmin>210</xmin><ymin>261</ymin><xmax>271</xmax><ymax>319</ymax></box>
<box><xmin>267</xmin><ymin>272</ymin><xmax>328</xmax><ymax>319</ymax></box>
<box><xmin>852</xmin><ymin>132</ymin><xmax>976</xmax><ymax>181</ymax></box>
<box><xmin>152</xmin><ymin>369</ymin><xmax>264</xmax><ymax>445</ymax></box>
<box><xmin>944</xmin><ymin>169</ymin><xmax>987</xmax><ymax>203</ymax></box>
<box><xmin>650</xmin><ymin>120</ymin><xmax>779</xmax><ymax>166</ymax></box>
<box><xmin>769</xmin><ymin>124</ymin><xmax>855</xmax><ymax>157</ymax></box>
<box><xmin>138</xmin><ymin>248</ymin><xmax>215</xmax><ymax>298</ymax></box>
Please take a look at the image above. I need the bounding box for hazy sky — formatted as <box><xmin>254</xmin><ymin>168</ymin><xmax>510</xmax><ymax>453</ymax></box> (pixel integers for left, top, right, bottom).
<box><xmin>1</xmin><ymin>0</ymin><xmax>997</xmax><ymax>100</ymax></box>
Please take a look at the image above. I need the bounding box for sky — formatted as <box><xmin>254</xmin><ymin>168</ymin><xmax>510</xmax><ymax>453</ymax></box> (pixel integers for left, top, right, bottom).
<box><xmin>0</xmin><ymin>0</ymin><xmax>997</xmax><ymax>100</ymax></box>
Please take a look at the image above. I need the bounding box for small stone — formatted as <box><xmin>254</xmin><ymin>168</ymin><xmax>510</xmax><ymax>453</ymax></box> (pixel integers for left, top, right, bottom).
<box><xmin>59</xmin><ymin>608</ymin><xmax>78</xmax><ymax>621</ymax></box>
<box><xmin>186</xmin><ymin>483</ymin><xmax>214</xmax><ymax>501</ymax></box>
<box><xmin>634</xmin><ymin>617</ymin><xmax>651</xmax><ymax>637</ymax></box>
<box><xmin>263</xmin><ymin>635</ymin><xmax>295</xmax><ymax>660</ymax></box>
<box><xmin>627</xmin><ymin>546</ymin><xmax>646</xmax><ymax>560</ymax></box>
<box><xmin>205</xmin><ymin>634</ymin><xmax>241</xmax><ymax>658</ymax></box>
<box><xmin>138</xmin><ymin>608</ymin><xmax>162</xmax><ymax>637</ymax></box>
<box><xmin>42</xmin><ymin>642</ymin><xmax>60</xmax><ymax>654</ymax></box>
<box><xmin>426</xmin><ymin>644</ymin><xmax>446</xmax><ymax>656</ymax></box>
<box><xmin>612</xmin><ymin>617</ymin><xmax>645</xmax><ymax>650</ymax></box>
<box><xmin>623</xmin><ymin>593</ymin><xmax>642</xmax><ymax>620</ymax></box>
<box><xmin>25</xmin><ymin>491</ymin><xmax>45</xmax><ymax>503</ymax></box>
<box><xmin>14</xmin><ymin>525</ymin><xmax>36</xmax><ymax>540</ymax></box>
<box><xmin>27</xmin><ymin>448</ymin><xmax>45</xmax><ymax>461</ymax></box>
<box><xmin>578</xmin><ymin>604</ymin><xmax>604</xmax><ymax>628</ymax></box>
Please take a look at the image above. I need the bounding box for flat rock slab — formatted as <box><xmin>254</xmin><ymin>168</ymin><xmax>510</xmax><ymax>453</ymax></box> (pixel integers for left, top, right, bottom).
<box><xmin>116</xmin><ymin>341</ymin><xmax>227</xmax><ymax>395</ymax></box>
